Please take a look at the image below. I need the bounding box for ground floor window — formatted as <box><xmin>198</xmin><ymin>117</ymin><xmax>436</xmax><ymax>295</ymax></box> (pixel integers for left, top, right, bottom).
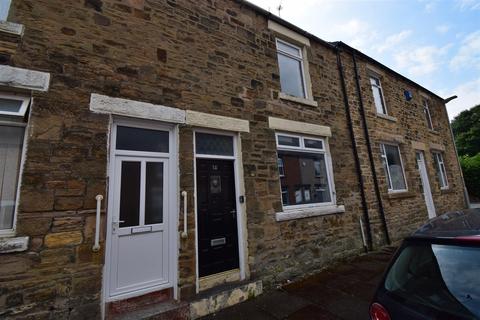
<box><xmin>380</xmin><ymin>143</ymin><xmax>407</xmax><ymax>192</ymax></box>
<box><xmin>276</xmin><ymin>133</ymin><xmax>334</xmax><ymax>208</ymax></box>
<box><xmin>0</xmin><ymin>93</ymin><xmax>29</xmax><ymax>232</ymax></box>
<box><xmin>433</xmin><ymin>152</ymin><xmax>448</xmax><ymax>189</ymax></box>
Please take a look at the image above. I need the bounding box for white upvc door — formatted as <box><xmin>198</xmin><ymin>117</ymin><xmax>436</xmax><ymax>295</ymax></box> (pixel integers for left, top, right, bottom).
<box><xmin>416</xmin><ymin>152</ymin><xmax>436</xmax><ymax>219</ymax></box>
<box><xmin>106</xmin><ymin>120</ymin><xmax>177</xmax><ymax>301</ymax></box>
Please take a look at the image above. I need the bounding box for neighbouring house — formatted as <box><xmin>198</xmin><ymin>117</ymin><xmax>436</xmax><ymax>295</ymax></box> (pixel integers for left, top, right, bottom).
<box><xmin>0</xmin><ymin>0</ymin><xmax>467</xmax><ymax>319</ymax></box>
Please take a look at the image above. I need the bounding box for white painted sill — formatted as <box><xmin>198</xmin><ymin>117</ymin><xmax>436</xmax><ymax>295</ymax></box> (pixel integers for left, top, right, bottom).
<box><xmin>0</xmin><ymin>236</ymin><xmax>29</xmax><ymax>254</ymax></box>
<box><xmin>279</xmin><ymin>92</ymin><xmax>318</xmax><ymax>107</ymax></box>
<box><xmin>376</xmin><ymin>113</ymin><xmax>397</xmax><ymax>122</ymax></box>
<box><xmin>0</xmin><ymin>20</ymin><xmax>24</xmax><ymax>37</ymax></box>
<box><xmin>276</xmin><ymin>204</ymin><xmax>345</xmax><ymax>222</ymax></box>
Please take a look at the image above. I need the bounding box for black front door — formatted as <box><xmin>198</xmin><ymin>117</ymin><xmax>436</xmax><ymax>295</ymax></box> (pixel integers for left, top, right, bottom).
<box><xmin>197</xmin><ymin>159</ymin><xmax>239</xmax><ymax>277</ymax></box>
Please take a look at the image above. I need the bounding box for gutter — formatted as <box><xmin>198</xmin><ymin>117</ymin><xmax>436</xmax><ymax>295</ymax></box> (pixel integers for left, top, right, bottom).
<box><xmin>335</xmin><ymin>45</ymin><xmax>373</xmax><ymax>250</ymax></box>
<box><xmin>351</xmin><ymin>51</ymin><xmax>391</xmax><ymax>245</ymax></box>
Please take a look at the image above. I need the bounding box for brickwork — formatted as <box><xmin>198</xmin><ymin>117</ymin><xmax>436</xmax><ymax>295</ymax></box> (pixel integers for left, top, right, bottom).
<box><xmin>0</xmin><ymin>0</ymin><xmax>466</xmax><ymax>318</ymax></box>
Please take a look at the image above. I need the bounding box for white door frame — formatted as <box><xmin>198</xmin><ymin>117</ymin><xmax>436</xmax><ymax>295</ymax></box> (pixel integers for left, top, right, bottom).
<box><xmin>416</xmin><ymin>151</ymin><xmax>436</xmax><ymax>219</ymax></box>
<box><xmin>192</xmin><ymin>128</ymin><xmax>247</xmax><ymax>293</ymax></box>
<box><xmin>103</xmin><ymin>116</ymin><xmax>179</xmax><ymax>303</ymax></box>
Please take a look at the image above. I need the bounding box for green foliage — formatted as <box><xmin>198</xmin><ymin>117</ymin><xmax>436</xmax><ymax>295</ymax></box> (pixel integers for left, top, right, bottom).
<box><xmin>451</xmin><ymin>104</ymin><xmax>480</xmax><ymax>156</ymax></box>
<box><xmin>460</xmin><ymin>154</ymin><xmax>480</xmax><ymax>200</ymax></box>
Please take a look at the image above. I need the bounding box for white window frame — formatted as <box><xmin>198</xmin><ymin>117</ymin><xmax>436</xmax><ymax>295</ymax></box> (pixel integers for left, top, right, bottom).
<box><xmin>276</xmin><ymin>132</ymin><xmax>336</xmax><ymax>210</ymax></box>
<box><xmin>380</xmin><ymin>143</ymin><xmax>408</xmax><ymax>193</ymax></box>
<box><xmin>370</xmin><ymin>75</ymin><xmax>388</xmax><ymax>115</ymax></box>
<box><xmin>0</xmin><ymin>93</ymin><xmax>30</xmax><ymax>117</ymax></box>
<box><xmin>0</xmin><ymin>94</ymin><xmax>30</xmax><ymax>236</ymax></box>
<box><xmin>433</xmin><ymin>152</ymin><xmax>449</xmax><ymax>189</ymax></box>
<box><xmin>423</xmin><ymin>99</ymin><xmax>434</xmax><ymax>130</ymax></box>
<box><xmin>275</xmin><ymin>38</ymin><xmax>308</xmax><ymax>99</ymax></box>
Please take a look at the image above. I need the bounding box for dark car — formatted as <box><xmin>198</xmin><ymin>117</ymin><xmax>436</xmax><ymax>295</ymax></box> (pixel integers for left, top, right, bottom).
<box><xmin>370</xmin><ymin>209</ymin><xmax>480</xmax><ymax>320</ymax></box>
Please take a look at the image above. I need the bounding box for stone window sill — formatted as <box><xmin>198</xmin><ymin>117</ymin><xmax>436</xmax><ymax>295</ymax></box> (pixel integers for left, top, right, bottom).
<box><xmin>429</xmin><ymin>129</ymin><xmax>439</xmax><ymax>135</ymax></box>
<box><xmin>0</xmin><ymin>20</ymin><xmax>24</xmax><ymax>37</ymax></box>
<box><xmin>276</xmin><ymin>204</ymin><xmax>345</xmax><ymax>222</ymax></box>
<box><xmin>387</xmin><ymin>191</ymin><xmax>415</xmax><ymax>200</ymax></box>
<box><xmin>0</xmin><ymin>236</ymin><xmax>29</xmax><ymax>254</ymax></box>
<box><xmin>279</xmin><ymin>92</ymin><xmax>318</xmax><ymax>107</ymax></box>
<box><xmin>376</xmin><ymin>113</ymin><xmax>397</xmax><ymax>122</ymax></box>
<box><xmin>440</xmin><ymin>187</ymin><xmax>453</xmax><ymax>194</ymax></box>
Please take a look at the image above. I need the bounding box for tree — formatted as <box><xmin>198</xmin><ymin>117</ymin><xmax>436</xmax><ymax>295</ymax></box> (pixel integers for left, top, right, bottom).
<box><xmin>451</xmin><ymin>104</ymin><xmax>480</xmax><ymax>157</ymax></box>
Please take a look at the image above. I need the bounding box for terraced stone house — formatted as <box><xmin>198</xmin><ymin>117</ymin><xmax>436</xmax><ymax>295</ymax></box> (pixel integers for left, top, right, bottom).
<box><xmin>0</xmin><ymin>0</ymin><xmax>467</xmax><ymax>319</ymax></box>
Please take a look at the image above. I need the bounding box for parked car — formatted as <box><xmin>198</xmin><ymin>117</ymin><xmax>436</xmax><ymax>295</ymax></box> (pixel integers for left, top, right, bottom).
<box><xmin>370</xmin><ymin>209</ymin><xmax>480</xmax><ymax>320</ymax></box>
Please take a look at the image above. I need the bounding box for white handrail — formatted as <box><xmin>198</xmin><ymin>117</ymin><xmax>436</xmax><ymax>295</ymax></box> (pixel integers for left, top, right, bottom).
<box><xmin>92</xmin><ymin>194</ymin><xmax>104</xmax><ymax>252</ymax></box>
<box><xmin>181</xmin><ymin>191</ymin><xmax>188</xmax><ymax>238</ymax></box>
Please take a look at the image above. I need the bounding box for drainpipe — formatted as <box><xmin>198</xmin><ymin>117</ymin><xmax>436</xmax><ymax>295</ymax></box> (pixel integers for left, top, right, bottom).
<box><xmin>443</xmin><ymin>95</ymin><xmax>471</xmax><ymax>208</ymax></box>
<box><xmin>336</xmin><ymin>46</ymin><xmax>373</xmax><ymax>251</ymax></box>
<box><xmin>351</xmin><ymin>53</ymin><xmax>391</xmax><ymax>245</ymax></box>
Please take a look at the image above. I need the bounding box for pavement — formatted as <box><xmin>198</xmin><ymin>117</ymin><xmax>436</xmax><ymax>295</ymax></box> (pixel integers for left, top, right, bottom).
<box><xmin>201</xmin><ymin>247</ymin><xmax>396</xmax><ymax>320</ymax></box>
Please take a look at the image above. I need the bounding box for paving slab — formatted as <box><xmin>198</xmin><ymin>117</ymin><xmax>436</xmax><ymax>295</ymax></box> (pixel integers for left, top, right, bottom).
<box><xmin>201</xmin><ymin>249</ymin><xmax>394</xmax><ymax>320</ymax></box>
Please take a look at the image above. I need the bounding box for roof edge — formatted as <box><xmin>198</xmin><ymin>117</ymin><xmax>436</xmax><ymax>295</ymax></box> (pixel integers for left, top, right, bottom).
<box><xmin>333</xmin><ymin>41</ymin><xmax>444</xmax><ymax>101</ymax></box>
<box><xmin>237</xmin><ymin>0</ymin><xmax>446</xmax><ymax>102</ymax></box>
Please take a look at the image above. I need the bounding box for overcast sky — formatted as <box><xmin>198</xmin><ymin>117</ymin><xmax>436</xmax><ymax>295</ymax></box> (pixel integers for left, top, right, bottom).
<box><xmin>249</xmin><ymin>0</ymin><xmax>480</xmax><ymax>120</ymax></box>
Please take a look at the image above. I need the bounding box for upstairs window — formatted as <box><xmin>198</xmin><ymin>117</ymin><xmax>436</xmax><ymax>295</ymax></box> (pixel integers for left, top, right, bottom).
<box><xmin>276</xmin><ymin>133</ymin><xmax>335</xmax><ymax>208</ymax></box>
<box><xmin>370</xmin><ymin>76</ymin><xmax>388</xmax><ymax>115</ymax></box>
<box><xmin>423</xmin><ymin>99</ymin><xmax>434</xmax><ymax>130</ymax></box>
<box><xmin>0</xmin><ymin>93</ymin><xmax>30</xmax><ymax>233</ymax></box>
<box><xmin>380</xmin><ymin>143</ymin><xmax>407</xmax><ymax>192</ymax></box>
<box><xmin>276</xmin><ymin>39</ymin><xmax>307</xmax><ymax>99</ymax></box>
<box><xmin>433</xmin><ymin>152</ymin><xmax>448</xmax><ymax>189</ymax></box>
<box><xmin>0</xmin><ymin>0</ymin><xmax>11</xmax><ymax>21</ymax></box>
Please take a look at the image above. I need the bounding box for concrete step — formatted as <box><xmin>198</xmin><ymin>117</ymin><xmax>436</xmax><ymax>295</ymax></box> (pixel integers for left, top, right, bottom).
<box><xmin>189</xmin><ymin>280</ymin><xmax>263</xmax><ymax>319</ymax></box>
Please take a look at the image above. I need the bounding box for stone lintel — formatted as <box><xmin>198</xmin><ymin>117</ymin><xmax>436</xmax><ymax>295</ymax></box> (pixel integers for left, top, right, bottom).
<box><xmin>268</xmin><ymin>116</ymin><xmax>331</xmax><ymax>137</ymax></box>
<box><xmin>430</xmin><ymin>142</ymin><xmax>446</xmax><ymax>151</ymax></box>
<box><xmin>411</xmin><ymin>141</ymin><xmax>427</xmax><ymax>151</ymax></box>
<box><xmin>0</xmin><ymin>21</ymin><xmax>24</xmax><ymax>37</ymax></box>
<box><xmin>0</xmin><ymin>65</ymin><xmax>50</xmax><ymax>92</ymax></box>
<box><xmin>89</xmin><ymin>93</ymin><xmax>186</xmax><ymax>124</ymax></box>
<box><xmin>186</xmin><ymin>110</ymin><xmax>249</xmax><ymax>132</ymax></box>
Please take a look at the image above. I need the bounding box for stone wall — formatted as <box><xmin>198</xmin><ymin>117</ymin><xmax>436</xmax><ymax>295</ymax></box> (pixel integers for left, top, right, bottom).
<box><xmin>0</xmin><ymin>0</ymin><xmax>466</xmax><ymax>318</ymax></box>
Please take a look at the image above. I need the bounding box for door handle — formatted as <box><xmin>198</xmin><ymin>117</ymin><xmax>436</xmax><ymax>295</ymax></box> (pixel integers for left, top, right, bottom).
<box><xmin>181</xmin><ymin>191</ymin><xmax>188</xmax><ymax>239</ymax></box>
<box><xmin>112</xmin><ymin>220</ymin><xmax>125</xmax><ymax>233</ymax></box>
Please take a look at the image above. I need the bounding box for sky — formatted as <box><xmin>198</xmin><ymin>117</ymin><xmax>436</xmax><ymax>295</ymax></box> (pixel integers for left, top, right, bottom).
<box><xmin>249</xmin><ymin>0</ymin><xmax>480</xmax><ymax>120</ymax></box>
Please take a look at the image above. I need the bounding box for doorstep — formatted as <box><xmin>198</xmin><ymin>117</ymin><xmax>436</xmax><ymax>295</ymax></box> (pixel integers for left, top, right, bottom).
<box><xmin>190</xmin><ymin>280</ymin><xmax>263</xmax><ymax>319</ymax></box>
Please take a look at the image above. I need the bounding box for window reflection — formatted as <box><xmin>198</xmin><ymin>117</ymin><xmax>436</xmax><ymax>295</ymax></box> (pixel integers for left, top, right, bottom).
<box><xmin>385</xmin><ymin>243</ymin><xmax>480</xmax><ymax>318</ymax></box>
<box><xmin>278</xmin><ymin>151</ymin><xmax>331</xmax><ymax>206</ymax></box>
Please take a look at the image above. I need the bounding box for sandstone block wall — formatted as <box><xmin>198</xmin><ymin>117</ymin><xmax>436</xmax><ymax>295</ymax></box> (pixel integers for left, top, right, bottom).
<box><xmin>0</xmin><ymin>0</ymin><xmax>466</xmax><ymax>318</ymax></box>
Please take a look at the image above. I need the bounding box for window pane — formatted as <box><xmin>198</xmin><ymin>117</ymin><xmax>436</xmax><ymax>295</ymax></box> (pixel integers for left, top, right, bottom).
<box><xmin>119</xmin><ymin>161</ymin><xmax>141</xmax><ymax>227</ymax></box>
<box><xmin>0</xmin><ymin>0</ymin><xmax>11</xmax><ymax>20</ymax></box>
<box><xmin>371</xmin><ymin>85</ymin><xmax>386</xmax><ymax>114</ymax></box>
<box><xmin>277</xmin><ymin>41</ymin><xmax>301</xmax><ymax>57</ymax></box>
<box><xmin>195</xmin><ymin>132</ymin><xmax>233</xmax><ymax>156</ymax></box>
<box><xmin>0</xmin><ymin>98</ymin><xmax>24</xmax><ymax>114</ymax></box>
<box><xmin>434</xmin><ymin>153</ymin><xmax>448</xmax><ymax>188</ymax></box>
<box><xmin>0</xmin><ymin>126</ymin><xmax>24</xmax><ymax>230</ymax></box>
<box><xmin>116</xmin><ymin>126</ymin><xmax>169</xmax><ymax>153</ymax></box>
<box><xmin>277</xmin><ymin>135</ymin><xmax>300</xmax><ymax>147</ymax></box>
<box><xmin>424</xmin><ymin>101</ymin><xmax>433</xmax><ymax>130</ymax></box>
<box><xmin>304</xmin><ymin>138</ymin><xmax>323</xmax><ymax>149</ymax></box>
<box><xmin>385</xmin><ymin>145</ymin><xmax>406</xmax><ymax>190</ymax></box>
<box><xmin>277</xmin><ymin>158</ymin><xmax>285</xmax><ymax>176</ymax></box>
<box><xmin>145</xmin><ymin>162</ymin><xmax>164</xmax><ymax>225</ymax></box>
<box><xmin>278</xmin><ymin>53</ymin><xmax>306</xmax><ymax>98</ymax></box>
<box><xmin>370</xmin><ymin>77</ymin><xmax>380</xmax><ymax>86</ymax></box>
<box><xmin>278</xmin><ymin>151</ymin><xmax>331</xmax><ymax>206</ymax></box>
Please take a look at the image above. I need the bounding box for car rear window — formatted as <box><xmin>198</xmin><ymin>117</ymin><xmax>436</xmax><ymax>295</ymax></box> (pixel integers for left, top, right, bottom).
<box><xmin>384</xmin><ymin>242</ymin><xmax>480</xmax><ymax>319</ymax></box>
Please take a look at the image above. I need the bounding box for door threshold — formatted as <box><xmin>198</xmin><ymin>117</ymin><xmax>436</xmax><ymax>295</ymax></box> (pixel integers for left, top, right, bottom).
<box><xmin>198</xmin><ymin>268</ymin><xmax>240</xmax><ymax>292</ymax></box>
